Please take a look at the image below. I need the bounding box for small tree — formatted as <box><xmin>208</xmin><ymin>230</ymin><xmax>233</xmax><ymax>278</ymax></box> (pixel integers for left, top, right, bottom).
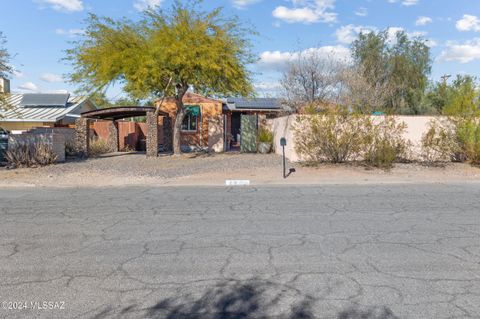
<box><xmin>0</xmin><ymin>32</ymin><xmax>13</xmax><ymax>114</ymax></box>
<box><xmin>281</xmin><ymin>51</ymin><xmax>344</xmax><ymax>112</ymax></box>
<box><xmin>66</xmin><ymin>0</ymin><xmax>254</xmax><ymax>154</ymax></box>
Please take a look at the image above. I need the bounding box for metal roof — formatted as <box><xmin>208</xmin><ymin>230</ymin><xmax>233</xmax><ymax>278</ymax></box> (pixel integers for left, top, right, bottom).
<box><xmin>225</xmin><ymin>97</ymin><xmax>282</xmax><ymax>109</ymax></box>
<box><xmin>0</xmin><ymin>94</ymin><xmax>89</xmax><ymax>122</ymax></box>
<box><xmin>223</xmin><ymin>97</ymin><xmax>288</xmax><ymax>112</ymax></box>
<box><xmin>20</xmin><ymin>93</ymin><xmax>70</xmax><ymax>108</ymax></box>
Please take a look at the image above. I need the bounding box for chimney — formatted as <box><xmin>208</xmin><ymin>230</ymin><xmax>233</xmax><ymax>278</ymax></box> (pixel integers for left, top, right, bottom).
<box><xmin>0</xmin><ymin>77</ymin><xmax>10</xmax><ymax>94</ymax></box>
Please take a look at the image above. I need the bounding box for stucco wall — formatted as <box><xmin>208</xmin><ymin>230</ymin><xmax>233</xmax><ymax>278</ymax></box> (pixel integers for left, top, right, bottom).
<box><xmin>158</xmin><ymin>94</ymin><xmax>223</xmax><ymax>150</ymax></box>
<box><xmin>269</xmin><ymin>115</ymin><xmax>441</xmax><ymax>162</ymax></box>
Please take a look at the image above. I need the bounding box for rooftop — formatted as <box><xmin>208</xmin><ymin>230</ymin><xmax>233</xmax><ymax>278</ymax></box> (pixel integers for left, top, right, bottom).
<box><xmin>0</xmin><ymin>93</ymin><xmax>91</xmax><ymax>123</ymax></box>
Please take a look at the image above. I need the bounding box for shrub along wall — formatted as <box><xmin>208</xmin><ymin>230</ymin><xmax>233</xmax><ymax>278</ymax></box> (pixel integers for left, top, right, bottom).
<box><xmin>268</xmin><ymin>115</ymin><xmax>448</xmax><ymax>164</ymax></box>
<box><xmin>8</xmin><ymin>133</ymin><xmax>65</xmax><ymax>163</ymax></box>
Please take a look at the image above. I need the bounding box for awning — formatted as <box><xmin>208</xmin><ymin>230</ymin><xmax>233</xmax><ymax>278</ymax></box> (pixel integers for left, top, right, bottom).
<box><xmin>185</xmin><ymin>105</ymin><xmax>200</xmax><ymax>116</ymax></box>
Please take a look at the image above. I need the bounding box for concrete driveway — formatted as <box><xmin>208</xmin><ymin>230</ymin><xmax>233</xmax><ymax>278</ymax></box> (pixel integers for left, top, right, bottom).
<box><xmin>0</xmin><ymin>184</ymin><xmax>479</xmax><ymax>318</ymax></box>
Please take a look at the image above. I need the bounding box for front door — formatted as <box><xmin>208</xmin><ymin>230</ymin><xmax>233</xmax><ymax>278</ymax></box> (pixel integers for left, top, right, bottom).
<box><xmin>240</xmin><ymin>114</ymin><xmax>258</xmax><ymax>153</ymax></box>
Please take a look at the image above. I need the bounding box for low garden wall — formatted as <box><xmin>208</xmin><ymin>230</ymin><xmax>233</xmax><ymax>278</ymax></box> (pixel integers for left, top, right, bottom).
<box><xmin>268</xmin><ymin>115</ymin><xmax>442</xmax><ymax>162</ymax></box>
<box><xmin>8</xmin><ymin>132</ymin><xmax>66</xmax><ymax>163</ymax></box>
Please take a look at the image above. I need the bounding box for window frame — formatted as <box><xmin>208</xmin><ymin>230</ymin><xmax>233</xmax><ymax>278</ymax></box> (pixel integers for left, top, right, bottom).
<box><xmin>181</xmin><ymin>106</ymin><xmax>200</xmax><ymax>133</ymax></box>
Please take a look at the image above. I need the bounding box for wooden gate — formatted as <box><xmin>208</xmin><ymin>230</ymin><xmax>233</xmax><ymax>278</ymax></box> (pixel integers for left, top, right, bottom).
<box><xmin>240</xmin><ymin>114</ymin><xmax>257</xmax><ymax>153</ymax></box>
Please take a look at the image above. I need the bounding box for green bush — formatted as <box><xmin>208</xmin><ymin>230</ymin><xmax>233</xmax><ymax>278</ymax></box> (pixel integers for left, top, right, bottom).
<box><xmin>421</xmin><ymin>119</ymin><xmax>458</xmax><ymax>163</ymax></box>
<box><xmin>361</xmin><ymin>117</ymin><xmax>409</xmax><ymax>169</ymax></box>
<box><xmin>5</xmin><ymin>141</ymin><xmax>58</xmax><ymax>168</ymax></box>
<box><xmin>421</xmin><ymin>118</ymin><xmax>480</xmax><ymax>165</ymax></box>
<box><xmin>456</xmin><ymin>118</ymin><xmax>480</xmax><ymax>164</ymax></box>
<box><xmin>257</xmin><ymin>127</ymin><xmax>273</xmax><ymax>143</ymax></box>
<box><xmin>89</xmin><ymin>138</ymin><xmax>111</xmax><ymax>157</ymax></box>
<box><xmin>294</xmin><ymin>112</ymin><xmax>409</xmax><ymax>168</ymax></box>
<box><xmin>293</xmin><ymin>111</ymin><xmax>370</xmax><ymax>163</ymax></box>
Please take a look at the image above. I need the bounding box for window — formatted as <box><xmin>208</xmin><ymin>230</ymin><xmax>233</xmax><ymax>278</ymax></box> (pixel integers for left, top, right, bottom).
<box><xmin>181</xmin><ymin>105</ymin><xmax>200</xmax><ymax>132</ymax></box>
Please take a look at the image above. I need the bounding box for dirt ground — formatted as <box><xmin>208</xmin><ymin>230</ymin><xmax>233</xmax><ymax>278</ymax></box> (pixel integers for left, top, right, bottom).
<box><xmin>1</xmin><ymin>152</ymin><xmax>480</xmax><ymax>187</ymax></box>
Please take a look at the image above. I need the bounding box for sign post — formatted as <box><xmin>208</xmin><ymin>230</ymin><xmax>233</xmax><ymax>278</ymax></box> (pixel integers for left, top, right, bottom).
<box><xmin>280</xmin><ymin>137</ymin><xmax>287</xmax><ymax>178</ymax></box>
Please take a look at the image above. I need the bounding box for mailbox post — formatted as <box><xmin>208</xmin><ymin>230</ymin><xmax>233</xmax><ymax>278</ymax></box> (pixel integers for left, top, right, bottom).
<box><xmin>280</xmin><ymin>137</ymin><xmax>287</xmax><ymax>178</ymax></box>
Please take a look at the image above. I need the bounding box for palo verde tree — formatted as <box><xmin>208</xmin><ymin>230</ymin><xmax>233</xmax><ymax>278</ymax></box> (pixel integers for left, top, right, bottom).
<box><xmin>66</xmin><ymin>0</ymin><xmax>254</xmax><ymax>154</ymax></box>
<box><xmin>0</xmin><ymin>32</ymin><xmax>13</xmax><ymax>113</ymax></box>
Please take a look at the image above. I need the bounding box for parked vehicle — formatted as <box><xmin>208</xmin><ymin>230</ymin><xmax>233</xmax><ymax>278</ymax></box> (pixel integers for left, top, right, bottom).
<box><xmin>0</xmin><ymin>128</ymin><xmax>9</xmax><ymax>164</ymax></box>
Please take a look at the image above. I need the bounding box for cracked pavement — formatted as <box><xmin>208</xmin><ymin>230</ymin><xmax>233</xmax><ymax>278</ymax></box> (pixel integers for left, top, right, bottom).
<box><xmin>0</xmin><ymin>184</ymin><xmax>479</xmax><ymax>318</ymax></box>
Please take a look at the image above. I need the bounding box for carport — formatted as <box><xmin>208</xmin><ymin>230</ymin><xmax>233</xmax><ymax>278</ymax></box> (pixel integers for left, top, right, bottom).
<box><xmin>75</xmin><ymin>107</ymin><xmax>170</xmax><ymax>158</ymax></box>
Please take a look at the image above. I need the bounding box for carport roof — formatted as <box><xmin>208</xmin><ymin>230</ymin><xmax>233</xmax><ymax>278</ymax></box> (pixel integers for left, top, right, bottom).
<box><xmin>81</xmin><ymin>107</ymin><xmax>168</xmax><ymax>120</ymax></box>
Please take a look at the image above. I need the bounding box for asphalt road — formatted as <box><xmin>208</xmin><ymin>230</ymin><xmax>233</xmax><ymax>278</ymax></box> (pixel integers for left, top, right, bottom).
<box><xmin>0</xmin><ymin>184</ymin><xmax>479</xmax><ymax>319</ymax></box>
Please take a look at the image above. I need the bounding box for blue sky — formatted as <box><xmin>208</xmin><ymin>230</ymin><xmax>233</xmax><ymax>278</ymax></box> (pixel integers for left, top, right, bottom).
<box><xmin>1</xmin><ymin>0</ymin><xmax>480</xmax><ymax>99</ymax></box>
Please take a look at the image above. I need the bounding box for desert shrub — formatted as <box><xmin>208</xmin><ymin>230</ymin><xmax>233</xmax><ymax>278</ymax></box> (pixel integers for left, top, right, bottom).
<box><xmin>455</xmin><ymin>118</ymin><xmax>480</xmax><ymax>164</ymax></box>
<box><xmin>89</xmin><ymin>138</ymin><xmax>111</xmax><ymax>157</ymax></box>
<box><xmin>293</xmin><ymin>111</ymin><xmax>370</xmax><ymax>163</ymax></box>
<box><xmin>294</xmin><ymin>112</ymin><xmax>410</xmax><ymax>168</ymax></box>
<box><xmin>421</xmin><ymin>119</ymin><xmax>458</xmax><ymax>163</ymax></box>
<box><xmin>421</xmin><ymin>118</ymin><xmax>480</xmax><ymax>164</ymax></box>
<box><xmin>258</xmin><ymin>127</ymin><xmax>273</xmax><ymax>143</ymax></box>
<box><xmin>361</xmin><ymin>117</ymin><xmax>409</xmax><ymax>169</ymax></box>
<box><xmin>5</xmin><ymin>141</ymin><xmax>58</xmax><ymax>168</ymax></box>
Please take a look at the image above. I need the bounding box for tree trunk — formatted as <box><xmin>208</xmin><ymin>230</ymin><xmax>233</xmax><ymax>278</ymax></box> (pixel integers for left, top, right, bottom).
<box><xmin>172</xmin><ymin>86</ymin><xmax>188</xmax><ymax>155</ymax></box>
<box><xmin>173</xmin><ymin>105</ymin><xmax>185</xmax><ymax>155</ymax></box>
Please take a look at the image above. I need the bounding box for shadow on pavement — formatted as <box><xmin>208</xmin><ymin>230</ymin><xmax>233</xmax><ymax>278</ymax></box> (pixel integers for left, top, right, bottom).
<box><xmin>93</xmin><ymin>279</ymin><xmax>400</xmax><ymax>319</ymax></box>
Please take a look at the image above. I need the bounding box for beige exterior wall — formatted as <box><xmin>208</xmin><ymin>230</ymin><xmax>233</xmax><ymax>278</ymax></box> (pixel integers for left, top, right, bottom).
<box><xmin>269</xmin><ymin>115</ymin><xmax>442</xmax><ymax>162</ymax></box>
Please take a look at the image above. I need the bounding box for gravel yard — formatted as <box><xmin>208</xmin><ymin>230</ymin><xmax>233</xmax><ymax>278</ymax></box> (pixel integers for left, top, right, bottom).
<box><xmin>52</xmin><ymin>152</ymin><xmax>283</xmax><ymax>178</ymax></box>
<box><xmin>0</xmin><ymin>152</ymin><xmax>285</xmax><ymax>186</ymax></box>
<box><xmin>1</xmin><ymin>152</ymin><xmax>480</xmax><ymax>187</ymax></box>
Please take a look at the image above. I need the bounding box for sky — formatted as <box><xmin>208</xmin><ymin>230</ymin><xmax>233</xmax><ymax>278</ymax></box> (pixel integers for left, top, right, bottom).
<box><xmin>1</xmin><ymin>0</ymin><xmax>480</xmax><ymax>99</ymax></box>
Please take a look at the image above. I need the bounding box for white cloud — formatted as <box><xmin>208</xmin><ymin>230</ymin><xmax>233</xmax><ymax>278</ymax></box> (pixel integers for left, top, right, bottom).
<box><xmin>258</xmin><ymin>45</ymin><xmax>351</xmax><ymax>71</ymax></box>
<box><xmin>388</xmin><ymin>0</ymin><xmax>419</xmax><ymax>6</ymax></box>
<box><xmin>255</xmin><ymin>81</ymin><xmax>281</xmax><ymax>90</ymax></box>
<box><xmin>133</xmin><ymin>0</ymin><xmax>163</xmax><ymax>11</ymax></box>
<box><xmin>231</xmin><ymin>0</ymin><xmax>260</xmax><ymax>9</ymax></box>
<box><xmin>272</xmin><ymin>0</ymin><xmax>337</xmax><ymax>24</ymax></box>
<box><xmin>456</xmin><ymin>15</ymin><xmax>480</xmax><ymax>32</ymax></box>
<box><xmin>439</xmin><ymin>39</ymin><xmax>480</xmax><ymax>63</ymax></box>
<box><xmin>18</xmin><ymin>82</ymin><xmax>39</xmax><ymax>92</ymax></box>
<box><xmin>416</xmin><ymin>16</ymin><xmax>432</xmax><ymax>26</ymax></box>
<box><xmin>36</xmin><ymin>0</ymin><xmax>83</xmax><ymax>12</ymax></box>
<box><xmin>354</xmin><ymin>7</ymin><xmax>368</xmax><ymax>17</ymax></box>
<box><xmin>402</xmin><ymin>0</ymin><xmax>419</xmax><ymax>6</ymax></box>
<box><xmin>40</xmin><ymin>73</ymin><xmax>62</xmax><ymax>83</ymax></box>
<box><xmin>335</xmin><ymin>24</ymin><xmax>377</xmax><ymax>44</ymax></box>
<box><xmin>55</xmin><ymin>28</ymin><xmax>84</xmax><ymax>37</ymax></box>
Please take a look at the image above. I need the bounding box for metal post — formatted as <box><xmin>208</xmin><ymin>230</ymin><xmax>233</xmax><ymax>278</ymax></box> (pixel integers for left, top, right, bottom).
<box><xmin>280</xmin><ymin>137</ymin><xmax>287</xmax><ymax>179</ymax></box>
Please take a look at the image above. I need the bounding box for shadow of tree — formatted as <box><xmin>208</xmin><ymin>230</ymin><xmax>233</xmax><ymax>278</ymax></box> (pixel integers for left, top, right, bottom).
<box><xmin>92</xmin><ymin>279</ymin><xmax>400</xmax><ymax>319</ymax></box>
<box><xmin>145</xmin><ymin>280</ymin><xmax>315</xmax><ymax>319</ymax></box>
<box><xmin>337</xmin><ymin>306</ymin><xmax>400</xmax><ymax>319</ymax></box>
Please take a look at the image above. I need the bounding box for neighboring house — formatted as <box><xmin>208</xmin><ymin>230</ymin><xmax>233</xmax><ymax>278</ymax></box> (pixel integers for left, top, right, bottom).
<box><xmin>0</xmin><ymin>89</ymin><xmax>96</xmax><ymax>133</ymax></box>
<box><xmin>158</xmin><ymin>92</ymin><xmax>288</xmax><ymax>152</ymax></box>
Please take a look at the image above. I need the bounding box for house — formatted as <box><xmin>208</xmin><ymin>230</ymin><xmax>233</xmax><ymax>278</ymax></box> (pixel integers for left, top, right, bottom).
<box><xmin>0</xmin><ymin>79</ymin><xmax>96</xmax><ymax>133</ymax></box>
<box><xmin>158</xmin><ymin>92</ymin><xmax>289</xmax><ymax>152</ymax></box>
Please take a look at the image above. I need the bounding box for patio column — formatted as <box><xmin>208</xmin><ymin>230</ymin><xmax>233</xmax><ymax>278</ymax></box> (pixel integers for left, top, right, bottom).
<box><xmin>107</xmin><ymin>121</ymin><xmax>119</xmax><ymax>152</ymax></box>
<box><xmin>146</xmin><ymin>111</ymin><xmax>158</xmax><ymax>157</ymax></box>
<box><xmin>74</xmin><ymin>118</ymin><xmax>90</xmax><ymax>158</ymax></box>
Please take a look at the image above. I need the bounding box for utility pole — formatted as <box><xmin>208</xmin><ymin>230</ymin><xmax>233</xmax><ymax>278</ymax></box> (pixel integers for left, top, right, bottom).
<box><xmin>441</xmin><ymin>74</ymin><xmax>451</xmax><ymax>86</ymax></box>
